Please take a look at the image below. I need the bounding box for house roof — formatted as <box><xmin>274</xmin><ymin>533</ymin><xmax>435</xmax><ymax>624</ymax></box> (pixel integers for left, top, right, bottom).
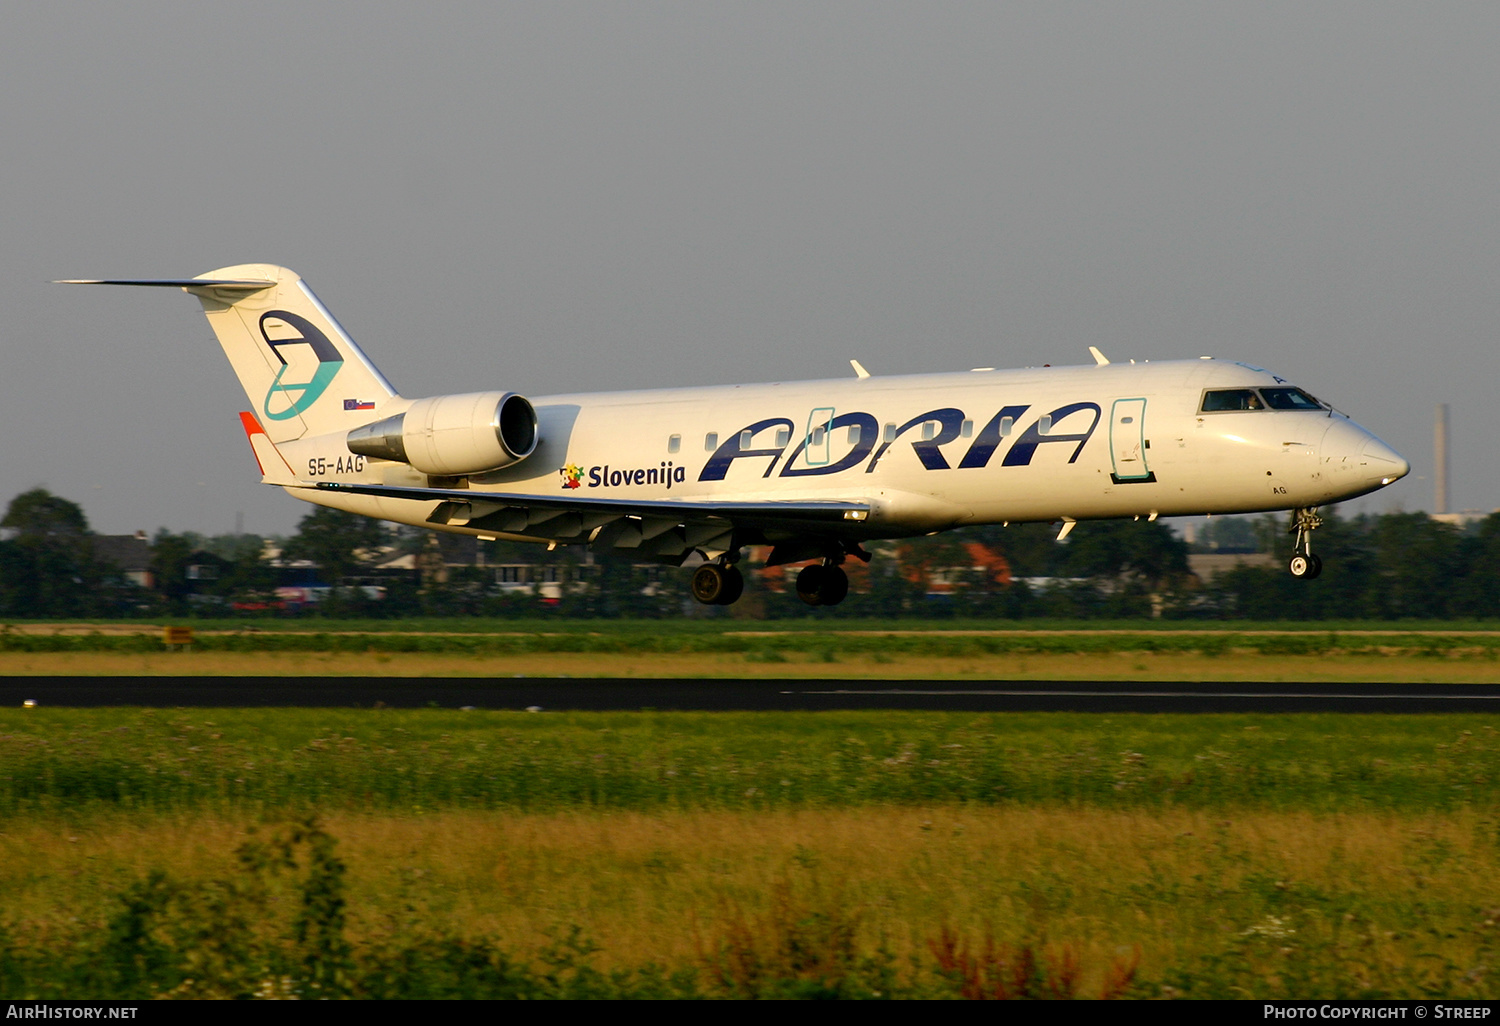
<box><xmin>92</xmin><ymin>534</ymin><xmax>153</xmax><ymax>572</ymax></box>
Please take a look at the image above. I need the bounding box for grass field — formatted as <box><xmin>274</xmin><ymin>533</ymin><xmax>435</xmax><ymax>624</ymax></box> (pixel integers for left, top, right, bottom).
<box><xmin>6</xmin><ymin>620</ymin><xmax>1499</xmax><ymax>997</ymax></box>
<box><xmin>5</xmin><ymin>619</ymin><xmax>1500</xmax><ymax>681</ymax></box>
<box><xmin>3</xmin><ymin>708</ymin><xmax>1500</xmax><ymax>997</ymax></box>
<box><xmin>14</xmin><ymin>617</ymin><xmax>1500</xmax><ymax>633</ymax></box>
<box><xmin>4</xmin><ymin>649</ymin><xmax>1500</xmax><ymax>682</ymax></box>
<box><xmin>4</xmin><ymin>708</ymin><xmax>1500</xmax><ymax>814</ymax></box>
<box><xmin>5</xmin><ymin>807</ymin><xmax>1497</xmax><ymax>999</ymax></box>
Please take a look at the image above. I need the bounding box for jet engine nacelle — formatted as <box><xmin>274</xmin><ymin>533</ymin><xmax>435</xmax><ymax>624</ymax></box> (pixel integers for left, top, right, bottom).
<box><xmin>346</xmin><ymin>391</ymin><xmax>539</xmax><ymax>476</ymax></box>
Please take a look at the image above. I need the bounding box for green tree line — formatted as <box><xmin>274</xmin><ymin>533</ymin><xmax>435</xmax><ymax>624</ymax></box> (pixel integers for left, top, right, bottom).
<box><xmin>0</xmin><ymin>487</ymin><xmax>1492</xmax><ymax>620</ymax></box>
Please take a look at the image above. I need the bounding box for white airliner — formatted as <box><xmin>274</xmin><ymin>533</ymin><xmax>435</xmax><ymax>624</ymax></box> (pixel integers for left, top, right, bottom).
<box><xmin>62</xmin><ymin>265</ymin><xmax>1409</xmax><ymax>606</ymax></box>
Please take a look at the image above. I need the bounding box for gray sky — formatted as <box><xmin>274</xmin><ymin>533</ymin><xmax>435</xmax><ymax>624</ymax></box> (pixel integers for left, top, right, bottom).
<box><xmin>4</xmin><ymin>2</ymin><xmax>1497</xmax><ymax>537</ymax></box>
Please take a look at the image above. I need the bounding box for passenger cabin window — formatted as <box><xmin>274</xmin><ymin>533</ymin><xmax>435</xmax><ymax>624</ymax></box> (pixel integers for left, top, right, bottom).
<box><xmin>1261</xmin><ymin>387</ymin><xmax>1324</xmax><ymax>411</ymax></box>
<box><xmin>775</xmin><ymin>428</ymin><xmax>791</xmax><ymax>447</ymax></box>
<box><xmin>739</xmin><ymin>430</ymin><xmax>753</xmax><ymax>448</ymax></box>
<box><xmin>668</xmin><ymin>434</ymin><xmax>681</xmax><ymax>454</ymax></box>
<box><xmin>847</xmin><ymin>424</ymin><xmax>861</xmax><ymax>445</ymax></box>
<box><xmin>1201</xmin><ymin>389</ymin><xmax>1264</xmax><ymax>412</ymax></box>
<box><xmin>883</xmin><ymin>423</ymin><xmax>897</xmax><ymax>443</ymax></box>
<box><xmin>705</xmin><ymin>432</ymin><xmax>718</xmax><ymax>451</ymax></box>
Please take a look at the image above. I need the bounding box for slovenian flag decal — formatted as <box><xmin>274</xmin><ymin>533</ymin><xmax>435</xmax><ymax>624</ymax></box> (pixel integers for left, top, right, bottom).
<box><xmin>344</xmin><ymin>399</ymin><xmax>376</xmax><ymax>411</ymax></box>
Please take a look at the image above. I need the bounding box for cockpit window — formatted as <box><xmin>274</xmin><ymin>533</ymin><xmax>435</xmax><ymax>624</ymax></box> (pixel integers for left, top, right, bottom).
<box><xmin>1260</xmin><ymin>387</ymin><xmax>1325</xmax><ymax>411</ymax></box>
<box><xmin>1201</xmin><ymin>389</ymin><xmax>1264</xmax><ymax>412</ymax></box>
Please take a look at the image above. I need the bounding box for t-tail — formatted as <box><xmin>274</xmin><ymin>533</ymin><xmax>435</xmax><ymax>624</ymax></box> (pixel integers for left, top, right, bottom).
<box><xmin>59</xmin><ymin>264</ymin><xmax>399</xmax><ymax>444</ymax></box>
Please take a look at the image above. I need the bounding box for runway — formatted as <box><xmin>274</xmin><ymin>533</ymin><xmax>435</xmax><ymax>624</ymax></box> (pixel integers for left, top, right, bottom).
<box><xmin>3</xmin><ymin>677</ymin><xmax>1500</xmax><ymax>712</ymax></box>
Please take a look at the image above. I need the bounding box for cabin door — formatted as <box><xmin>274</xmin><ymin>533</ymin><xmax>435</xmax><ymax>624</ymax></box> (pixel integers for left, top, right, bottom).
<box><xmin>804</xmin><ymin>407</ymin><xmax>835</xmax><ymax>466</ymax></box>
<box><xmin>1109</xmin><ymin>397</ymin><xmax>1154</xmax><ymax>483</ymax></box>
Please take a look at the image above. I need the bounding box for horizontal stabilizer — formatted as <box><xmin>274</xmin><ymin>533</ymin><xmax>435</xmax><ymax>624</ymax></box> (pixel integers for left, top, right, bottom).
<box><xmin>56</xmin><ymin>278</ymin><xmax>274</xmax><ymax>291</ymax></box>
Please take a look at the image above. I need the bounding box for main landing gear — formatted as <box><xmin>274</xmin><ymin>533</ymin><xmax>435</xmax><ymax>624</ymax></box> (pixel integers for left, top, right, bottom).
<box><xmin>1287</xmin><ymin>506</ymin><xmax>1323</xmax><ymax>579</ymax></box>
<box><xmin>689</xmin><ymin>547</ymin><xmax>859</xmax><ymax>608</ymax></box>
<box><xmin>795</xmin><ymin>562</ymin><xmax>849</xmax><ymax>607</ymax></box>
<box><xmin>691</xmin><ymin>563</ymin><xmax>744</xmax><ymax>605</ymax></box>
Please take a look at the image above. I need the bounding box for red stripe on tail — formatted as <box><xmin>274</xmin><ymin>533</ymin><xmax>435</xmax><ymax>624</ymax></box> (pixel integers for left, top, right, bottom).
<box><xmin>238</xmin><ymin>411</ymin><xmax>267</xmax><ymax>474</ymax></box>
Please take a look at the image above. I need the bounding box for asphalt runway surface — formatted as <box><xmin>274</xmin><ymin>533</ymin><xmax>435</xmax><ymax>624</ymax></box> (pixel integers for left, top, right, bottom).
<box><xmin>2</xmin><ymin>677</ymin><xmax>1500</xmax><ymax>712</ymax></box>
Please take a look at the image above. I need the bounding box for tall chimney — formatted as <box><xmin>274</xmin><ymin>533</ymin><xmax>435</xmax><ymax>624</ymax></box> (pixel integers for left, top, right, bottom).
<box><xmin>1435</xmin><ymin>403</ymin><xmax>1450</xmax><ymax>514</ymax></box>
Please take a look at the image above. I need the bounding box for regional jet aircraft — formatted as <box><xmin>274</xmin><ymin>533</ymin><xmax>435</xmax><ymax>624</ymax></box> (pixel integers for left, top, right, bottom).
<box><xmin>62</xmin><ymin>265</ymin><xmax>1409</xmax><ymax>606</ymax></box>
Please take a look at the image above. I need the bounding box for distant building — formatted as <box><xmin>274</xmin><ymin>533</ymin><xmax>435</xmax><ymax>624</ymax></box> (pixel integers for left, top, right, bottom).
<box><xmin>908</xmin><ymin>542</ymin><xmax>1013</xmax><ymax>596</ymax></box>
<box><xmin>493</xmin><ymin>563</ymin><xmax>572</xmax><ymax>601</ymax></box>
<box><xmin>1187</xmin><ymin>552</ymin><xmax>1277</xmax><ymax>583</ymax></box>
<box><xmin>1431</xmin><ymin>510</ymin><xmax>1491</xmax><ymax>529</ymax></box>
<box><xmin>185</xmin><ymin>550</ymin><xmax>232</xmax><ymax>583</ymax></box>
<box><xmin>92</xmin><ymin>531</ymin><xmax>153</xmax><ymax>588</ymax></box>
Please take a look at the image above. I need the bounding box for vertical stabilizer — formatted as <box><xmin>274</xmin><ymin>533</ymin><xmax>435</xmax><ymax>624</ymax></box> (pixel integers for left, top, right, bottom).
<box><xmin>188</xmin><ymin>264</ymin><xmax>399</xmax><ymax>443</ymax></box>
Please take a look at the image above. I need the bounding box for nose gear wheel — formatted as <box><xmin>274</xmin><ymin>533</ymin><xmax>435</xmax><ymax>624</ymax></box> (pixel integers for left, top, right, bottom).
<box><xmin>1287</xmin><ymin>507</ymin><xmax>1324</xmax><ymax>579</ymax></box>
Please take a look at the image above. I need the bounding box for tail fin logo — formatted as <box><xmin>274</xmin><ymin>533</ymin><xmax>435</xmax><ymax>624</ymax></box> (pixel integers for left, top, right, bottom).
<box><xmin>259</xmin><ymin>310</ymin><xmax>344</xmax><ymax>421</ymax></box>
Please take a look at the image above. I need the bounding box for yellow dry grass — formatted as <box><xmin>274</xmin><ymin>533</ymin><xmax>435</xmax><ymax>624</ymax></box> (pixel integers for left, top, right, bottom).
<box><xmin>1</xmin><ymin>649</ymin><xmax>1498</xmax><ymax>681</ymax></box>
<box><xmin>3</xmin><ymin>807</ymin><xmax>1495</xmax><ymax>989</ymax></box>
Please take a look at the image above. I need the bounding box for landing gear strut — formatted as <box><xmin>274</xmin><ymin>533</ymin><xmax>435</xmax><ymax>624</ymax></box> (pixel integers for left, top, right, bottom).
<box><xmin>691</xmin><ymin>563</ymin><xmax>744</xmax><ymax>605</ymax></box>
<box><xmin>796</xmin><ymin>562</ymin><xmax>849</xmax><ymax>607</ymax></box>
<box><xmin>1287</xmin><ymin>507</ymin><xmax>1323</xmax><ymax>580</ymax></box>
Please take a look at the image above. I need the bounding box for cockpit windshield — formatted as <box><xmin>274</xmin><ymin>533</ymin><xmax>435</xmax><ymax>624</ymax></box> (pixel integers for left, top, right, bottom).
<box><xmin>1201</xmin><ymin>389</ymin><xmax>1263</xmax><ymax>412</ymax></box>
<box><xmin>1200</xmin><ymin>387</ymin><xmax>1326</xmax><ymax>414</ymax></box>
<box><xmin>1260</xmin><ymin>387</ymin><xmax>1324</xmax><ymax>411</ymax></box>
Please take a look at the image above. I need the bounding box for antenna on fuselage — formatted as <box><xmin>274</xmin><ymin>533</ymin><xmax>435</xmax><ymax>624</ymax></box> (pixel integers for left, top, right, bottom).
<box><xmin>1088</xmin><ymin>346</ymin><xmax>1110</xmax><ymax>366</ymax></box>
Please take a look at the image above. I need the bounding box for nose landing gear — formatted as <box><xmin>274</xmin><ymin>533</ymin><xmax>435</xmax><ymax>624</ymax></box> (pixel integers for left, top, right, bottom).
<box><xmin>1288</xmin><ymin>507</ymin><xmax>1324</xmax><ymax>579</ymax></box>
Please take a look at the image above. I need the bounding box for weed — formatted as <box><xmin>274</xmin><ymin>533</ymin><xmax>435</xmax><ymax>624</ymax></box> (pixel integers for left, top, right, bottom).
<box><xmin>927</xmin><ymin>928</ymin><xmax>1140</xmax><ymax>999</ymax></box>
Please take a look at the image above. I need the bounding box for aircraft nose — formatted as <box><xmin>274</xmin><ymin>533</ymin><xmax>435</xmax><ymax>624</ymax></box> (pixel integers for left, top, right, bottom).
<box><xmin>1361</xmin><ymin>435</ymin><xmax>1410</xmax><ymax>485</ymax></box>
<box><xmin>1320</xmin><ymin>417</ymin><xmax>1409</xmax><ymax>495</ymax></box>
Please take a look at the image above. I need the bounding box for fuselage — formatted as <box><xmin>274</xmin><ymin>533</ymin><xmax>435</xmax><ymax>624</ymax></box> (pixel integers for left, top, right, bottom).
<box><xmin>282</xmin><ymin>357</ymin><xmax>1409</xmax><ymax>543</ymax></box>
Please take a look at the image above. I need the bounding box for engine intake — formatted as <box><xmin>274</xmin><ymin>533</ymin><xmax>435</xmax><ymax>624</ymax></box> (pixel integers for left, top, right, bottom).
<box><xmin>346</xmin><ymin>392</ymin><xmax>538</xmax><ymax>476</ymax></box>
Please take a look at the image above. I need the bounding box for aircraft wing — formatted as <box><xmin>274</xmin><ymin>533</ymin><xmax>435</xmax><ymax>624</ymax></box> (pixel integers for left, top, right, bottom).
<box><xmin>313</xmin><ymin>480</ymin><xmax>868</xmax><ymax>522</ymax></box>
<box><xmin>310</xmin><ymin>480</ymin><xmax>871</xmax><ymax>560</ymax></box>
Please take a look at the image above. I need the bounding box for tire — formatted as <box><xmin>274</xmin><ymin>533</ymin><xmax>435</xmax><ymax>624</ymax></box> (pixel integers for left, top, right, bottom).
<box><xmin>1306</xmin><ymin>553</ymin><xmax>1323</xmax><ymax>579</ymax></box>
<box><xmin>796</xmin><ymin>565</ymin><xmax>825</xmax><ymax>606</ymax></box>
<box><xmin>691</xmin><ymin>564</ymin><xmax>727</xmax><ymax>604</ymax></box>
<box><xmin>716</xmin><ymin>565</ymin><xmax>745</xmax><ymax>605</ymax></box>
<box><xmin>818</xmin><ymin>565</ymin><xmax>849</xmax><ymax>606</ymax></box>
<box><xmin>1288</xmin><ymin>554</ymin><xmax>1313</xmax><ymax>579</ymax></box>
